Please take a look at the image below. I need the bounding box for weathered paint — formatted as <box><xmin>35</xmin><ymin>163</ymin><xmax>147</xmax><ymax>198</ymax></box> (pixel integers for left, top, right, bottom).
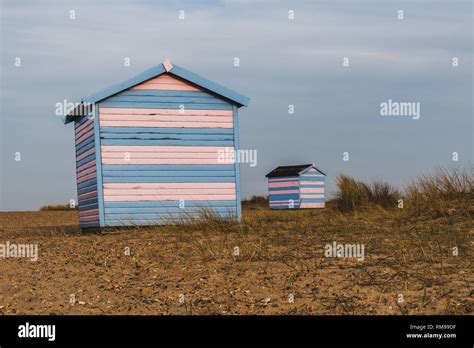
<box><xmin>299</xmin><ymin>167</ymin><xmax>326</xmax><ymax>209</ymax></box>
<box><xmin>267</xmin><ymin>165</ymin><xmax>326</xmax><ymax>210</ymax></box>
<box><xmin>69</xmin><ymin>60</ymin><xmax>248</xmax><ymax>228</ymax></box>
<box><xmin>268</xmin><ymin>176</ymin><xmax>300</xmax><ymax>209</ymax></box>
<box><xmin>97</xmin><ymin>72</ymin><xmax>240</xmax><ymax>225</ymax></box>
<box><xmin>74</xmin><ymin>116</ymin><xmax>99</xmax><ymax>227</ymax></box>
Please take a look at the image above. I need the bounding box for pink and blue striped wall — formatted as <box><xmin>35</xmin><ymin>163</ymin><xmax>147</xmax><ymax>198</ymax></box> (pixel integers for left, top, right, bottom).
<box><xmin>267</xmin><ymin>167</ymin><xmax>325</xmax><ymax>210</ymax></box>
<box><xmin>74</xmin><ymin>116</ymin><xmax>100</xmax><ymax>227</ymax></box>
<box><xmin>74</xmin><ymin>73</ymin><xmax>241</xmax><ymax>227</ymax></box>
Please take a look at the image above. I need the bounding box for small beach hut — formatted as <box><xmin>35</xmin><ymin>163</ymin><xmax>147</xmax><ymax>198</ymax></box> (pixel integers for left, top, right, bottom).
<box><xmin>65</xmin><ymin>59</ymin><xmax>250</xmax><ymax>228</ymax></box>
<box><xmin>265</xmin><ymin>164</ymin><xmax>326</xmax><ymax>209</ymax></box>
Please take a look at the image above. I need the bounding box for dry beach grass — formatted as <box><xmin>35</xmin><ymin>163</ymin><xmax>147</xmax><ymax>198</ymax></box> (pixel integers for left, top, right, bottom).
<box><xmin>0</xmin><ymin>166</ymin><xmax>472</xmax><ymax>315</ymax></box>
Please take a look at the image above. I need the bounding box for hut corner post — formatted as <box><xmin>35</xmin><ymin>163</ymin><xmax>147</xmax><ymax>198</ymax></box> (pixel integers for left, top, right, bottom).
<box><xmin>233</xmin><ymin>105</ymin><xmax>242</xmax><ymax>221</ymax></box>
<box><xmin>93</xmin><ymin>102</ymin><xmax>105</xmax><ymax>227</ymax></box>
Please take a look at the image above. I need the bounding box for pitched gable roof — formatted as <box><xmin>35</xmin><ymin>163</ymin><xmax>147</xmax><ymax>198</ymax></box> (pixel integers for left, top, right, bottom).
<box><xmin>64</xmin><ymin>59</ymin><xmax>250</xmax><ymax>124</ymax></box>
<box><xmin>265</xmin><ymin>164</ymin><xmax>326</xmax><ymax>178</ymax></box>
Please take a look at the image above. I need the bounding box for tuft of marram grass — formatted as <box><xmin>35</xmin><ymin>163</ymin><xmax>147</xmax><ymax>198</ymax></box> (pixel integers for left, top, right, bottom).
<box><xmin>39</xmin><ymin>204</ymin><xmax>77</xmax><ymax>211</ymax></box>
<box><xmin>333</xmin><ymin>175</ymin><xmax>400</xmax><ymax>212</ymax></box>
<box><xmin>405</xmin><ymin>165</ymin><xmax>473</xmax><ymax>217</ymax></box>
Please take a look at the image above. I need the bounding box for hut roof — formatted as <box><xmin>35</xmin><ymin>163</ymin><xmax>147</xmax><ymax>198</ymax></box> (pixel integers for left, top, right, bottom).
<box><xmin>265</xmin><ymin>164</ymin><xmax>326</xmax><ymax>177</ymax></box>
<box><xmin>64</xmin><ymin>59</ymin><xmax>250</xmax><ymax>124</ymax></box>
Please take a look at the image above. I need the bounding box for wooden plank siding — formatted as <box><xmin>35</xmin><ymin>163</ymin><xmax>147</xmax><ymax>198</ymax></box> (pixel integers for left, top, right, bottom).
<box><xmin>74</xmin><ymin>116</ymin><xmax>100</xmax><ymax>227</ymax></box>
<box><xmin>299</xmin><ymin>168</ymin><xmax>325</xmax><ymax>208</ymax></box>
<box><xmin>268</xmin><ymin>176</ymin><xmax>300</xmax><ymax>209</ymax></box>
<box><xmin>98</xmin><ymin>73</ymin><xmax>239</xmax><ymax>226</ymax></box>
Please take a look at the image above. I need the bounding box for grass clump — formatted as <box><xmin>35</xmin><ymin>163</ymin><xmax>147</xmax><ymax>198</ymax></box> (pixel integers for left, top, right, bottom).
<box><xmin>333</xmin><ymin>175</ymin><xmax>400</xmax><ymax>212</ymax></box>
<box><xmin>39</xmin><ymin>204</ymin><xmax>77</xmax><ymax>211</ymax></box>
<box><xmin>405</xmin><ymin>165</ymin><xmax>473</xmax><ymax>217</ymax></box>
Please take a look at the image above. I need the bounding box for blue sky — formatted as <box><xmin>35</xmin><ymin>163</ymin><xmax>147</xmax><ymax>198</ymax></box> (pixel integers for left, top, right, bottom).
<box><xmin>0</xmin><ymin>0</ymin><xmax>472</xmax><ymax>210</ymax></box>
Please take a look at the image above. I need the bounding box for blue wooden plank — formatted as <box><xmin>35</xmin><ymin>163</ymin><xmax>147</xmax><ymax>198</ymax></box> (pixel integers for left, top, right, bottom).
<box><xmin>300</xmin><ymin>176</ymin><xmax>326</xmax><ymax>181</ymax></box>
<box><xmin>99</xmin><ymin>101</ymin><xmax>233</xmax><ymax>110</ymax></box>
<box><xmin>79</xmin><ymin>197</ymin><xmax>98</xmax><ymax>206</ymax></box>
<box><xmin>103</xmin><ymin>170</ymin><xmax>235</xmax><ymax>177</ymax></box>
<box><xmin>105</xmin><ymin>207</ymin><xmax>236</xmax><ymax>214</ymax></box>
<box><xmin>233</xmin><ymin>106</ymin><xmax>241</xmax><ymax>220</ymax></box>
<box><xmin>100</xmin><ymin>133</ymin><xmax>233</xmax><ymax>141</ymax></box>
<box><xmin>77</xmin><ymin>178</ymin><xmax>97</xmax><ymax>189</ymax></box>
<box><xmin>100</xmin><ymin>127</ymin><xmax>234</xmax><ymax>135</ymax></box>
<box><xmin>105</xmin><ymin>200</ymin><xmax>236</xmax><ymax>208</ymax></box>
<box><xmin>103</xmin><ymin>176</ymin><xmax>235</xmax><ymax>183</ymax></box>
<box><xmin>105</xmin><ymin>212</ymin><xmax>236</xmax><ymax>220</ymax></box>
<box><xmin>95</xmin><ymin>103</ymin><xmax>105</xmax><ymax>227</ymax></box>
<box><xmin>80</xmin><ymin>221</ymin><xmax>100</xmax><ymax>228</ymax></box>
<box><xmin>75</xmin><ymin>136</ymin><xmax>95</xmax><ymax>151</ymax></box>
<box><xmin>79</xmin><ymin>203</ymin><xmax>98</xmax><ymax>211</ymax></box>
<box><xmin>105</xmin><ymin>95</ymin><xmax>229</xmax><ymax>105</ymax></box>
<box><xmin>76</xmin><ymin>154</ymin><xmax>96</xmax><ymax>167</ymax></box>
<box><xmin>75</xmin><ymin>142</ymin><xmax>95</xmax><ymax>156</ymax></box>
<box><xmin>102</xmin><ymin>164</ymin><xmax>234</xmax><ymax>171</ymax></box>
<box><xmin>300</xmin><ymin>198</ymin><xmax>325</xmax><ymax>203</ymax></box>
<box><xmin>171</xmin><ymin>64</ymin><xmax>250</xmax><ymax>107</ymax></box>
<box><xmin>268</xmin><ymin>193</ymin><xmax>300</xmax><ymax>200</ymax></box>
<box><xmin>78</xmin><ymin>184</ymin><xmax>98</xmax><ymax>195</ymax></box>
<box><xmin>268</xmin><ymin>186</ymin><xmax>299</xmax><ymax>191</ymax></box>
<box><xmin>101</xmin><ymin>139</ymin><xmax>234</xmax><ymax>146</ymax></box>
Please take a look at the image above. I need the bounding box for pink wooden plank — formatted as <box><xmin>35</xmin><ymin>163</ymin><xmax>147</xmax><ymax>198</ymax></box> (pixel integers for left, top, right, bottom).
<box><xmin>77</xmin><ymin>172</ymin><xmax>96</xmax><ymax>183</ymax></box>
<box><xmin>100</xmin><ymin>121</ymin><xmax>232</xmax><ymax>128</ymax></box>
<box><xmin>76</xmin><ymin>160</ymin><xmax>96</xmax><ymax>173</ymax></box>
<box><xmin>75</xmin><ymin>128</ymin><xmax>94</xmax><ymax>145</ymax></box>
<box><xmin>100</xmin><ymin>115</ymin><xmax>233</xmax><ymax>122</ymax></box>
<box><xmin>78</xmin><ymin>190</ymin><xmax>98</xmax><ymax>200</ymax></box>
<box><xmin>300</xmin><ymin>188</ymin><xmax>325</xmax><ymax>194</ymax></box>
<box><xmin>79</xmin><ymin>209</ymin><xmax>99</xmax><ymax>217</ymax></box>
<box><xmin>300</xmin><ymin>188</ymin><xmax>325</xmax><ymax>193</ymax></box>
<box><xmin>300</xmin><ymin>193</ymin><xmax>324</xmax><ymax>198</ymax></box>
<box><xmin>268</xmin><ymin>190</ymin><xmax>299</xmax><ymax>194</ymax></box>
<box><xmin>77</xmin><ymin>165</ymin><xmax>96</xmax><ymax>178</ymax></box>
<box><xmin>99</xmin><ymin>108</ymin><xmax>232</xmax><ymax>116</ymax></box>
<box><xmin>130</xmin><ymin>74</ymin><xmax>203</xmax><ymax>91</ymax></box>
<box><xmin>104</xmin><ymin>194</ymin><xmax>236</xmax><ymax>202</ymax></box>
<box><xmin>102</xmin><ymin>152</ymin><xmax>224</xmax><ymax>159</ymax></box>
<box><xmin>101</xmin><ymin>145</ymin><xmax>231</xmax><ymax>153</ymax></box>
<box><xmin>132</xmin><ymin>84</ymin><xmax>201</xmax><ymax>91</ymax></box>
<box><xmin>102</xmin><ymin>158</ymin><xmax>231</xmax><ymax>165</ymax></box>
<box><xmin>104</xmin><ymin>189</ymin><xmax>236</xmax><ymax>195</ymax></box>
<box><xmin>76</xmin><ymin>147</ymin><xmax>96</xmax><ymax>162</ymax></box>
<box><xmin>300</xmin><ymin>181</ymin><xmax>325</xmax><ymax>186</ymax></box>
<box><xmin>104</xmin><ymin>183</ymin><xmax>235</xmax><ymax>189</ymax></box>
<box><xmin>75</xmin><ymin>119</ymin><xmax>94</xmax><ymax>134</ymax></box>
<box><xmin>299</xmin><ymin>203</ymin><xmax>325</xmax><ymax>208</ymax></box>
<box><xmin>268</xmin><ymin>181</ymin><xmax>299</xmax><ymax>188</ymax></box>
<box><xmin>75</xmin><ymin>122</ymin><xmax>94</xmax><ymax>138</ymax></box>
<box><xmin>79</xmin><ymin>215</ymin><xmax>99</xmax><ymax>222</ymax></box>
